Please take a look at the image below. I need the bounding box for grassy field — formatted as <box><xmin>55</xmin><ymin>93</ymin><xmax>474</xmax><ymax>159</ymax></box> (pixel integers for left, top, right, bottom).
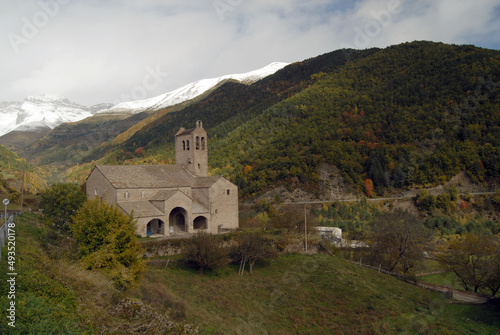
<box><xmin>1</xmin><ymin>216</ymin><xmax>500</xmax><ymax>334</ymax></box>
<box><xmin>138</xmin><ymin>254</ymin><xmax>500</xmax><ymax>334</ymax></box>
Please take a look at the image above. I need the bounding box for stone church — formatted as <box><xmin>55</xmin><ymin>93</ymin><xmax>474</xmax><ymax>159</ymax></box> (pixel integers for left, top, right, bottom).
<box><xmin>86</xmin><ymin>121</ymin><xmax>239</xmax><ymax>237</ymax></box>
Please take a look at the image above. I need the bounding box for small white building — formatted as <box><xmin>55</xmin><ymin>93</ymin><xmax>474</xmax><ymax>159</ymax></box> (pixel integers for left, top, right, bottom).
<box><xmin>317</xmin><ymin>227</ymin><xmax>342</xmax><ymax>241</ymax></box>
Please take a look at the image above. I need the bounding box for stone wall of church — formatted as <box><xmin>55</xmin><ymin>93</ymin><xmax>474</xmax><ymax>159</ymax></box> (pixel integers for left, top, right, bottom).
<box><xmin>209</xmin><ymin>179</ymin><xmax>239</xmax><ymax>233</ymax></box>
<box><xmin>86</xmin><ymin>169</ymin><xmax>117</xmax><ymax>205</ymax></box>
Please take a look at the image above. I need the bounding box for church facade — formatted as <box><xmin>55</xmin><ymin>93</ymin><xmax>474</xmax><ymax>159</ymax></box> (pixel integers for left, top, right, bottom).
<box><xmin>86</xmin><ymin>121</ymin><xmax>239</xmax><ymax>237</ymax></box>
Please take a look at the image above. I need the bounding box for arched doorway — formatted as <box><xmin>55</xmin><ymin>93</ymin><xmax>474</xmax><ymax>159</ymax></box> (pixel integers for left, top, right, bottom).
<box><xmin>147</xmin><ymin>219</ymin><xmax>165</xmax><ymax>236</ymax></box>
<box><xmin>169</xmin><ymin>207</ymin><xmax>187</xmax><ymax>233</ymax></box>
<box><xmin>193</xmin><ymin>216</ymin><xmax>208</xmax><ymax>230</ymax></box>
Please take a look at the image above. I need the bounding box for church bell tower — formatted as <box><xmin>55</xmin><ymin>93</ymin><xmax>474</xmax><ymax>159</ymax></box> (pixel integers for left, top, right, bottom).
<box><xmin>175</xmin><ymin>120</ymin><xmax>208</xmax><ymax>177</ymax></box>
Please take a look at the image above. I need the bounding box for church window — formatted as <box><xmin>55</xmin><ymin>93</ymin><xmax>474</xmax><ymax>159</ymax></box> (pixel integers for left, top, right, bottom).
<box><xmin>182</xmin><ymin>140</ymin><xmax>186</xmax><ymax>150</ymax></box>
<box><xmin>94</xmin><ymin>188</ymin><xmax>98</xmax><ymax>196</ymax></box>
<box><xmin>124</xmin><ymin>191</ymin><xmax>129</xmax><ymax>199</ymax></box>
<box><xmin>187</xmin><ymin>140</ymin><xmax>190</xmax><ymax>150</ymax></box>
<box><xmin>227</xmin><ymin>189</ymin><xmax>230</xmax><ymax>195</ymax></box>
<box><xmin>196</xmin><ymin>136</ymin><xmax>200</xmax><ymax>150</ymax></box>
<box><xmin>201</xmin><ymin>137</ymin><xmax>206</xmax><ymax>150</ymax></box>
<box><xmin>141</xmin><ymin>191</ymin><xmax>146</xmax><ymax>198</ymax></box>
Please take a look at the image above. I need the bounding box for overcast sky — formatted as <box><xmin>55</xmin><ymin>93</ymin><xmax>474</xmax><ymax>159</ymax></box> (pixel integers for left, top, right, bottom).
<box><xmin>1</xmin><ymin>0</ymin><xmax>499</xmax><ymax>106</ymax></box>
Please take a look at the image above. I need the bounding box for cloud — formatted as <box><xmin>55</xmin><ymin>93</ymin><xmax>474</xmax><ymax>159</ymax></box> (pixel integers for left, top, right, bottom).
<box><xmin>0</xmin><ymin>0</ymin><xmax>498</xmax><ymax>106</ymax></box>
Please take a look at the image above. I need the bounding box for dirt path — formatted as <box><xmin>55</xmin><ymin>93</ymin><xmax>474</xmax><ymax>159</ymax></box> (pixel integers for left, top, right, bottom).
<box><xmin>416</xmin><ymin>281</ymin><xmax>489</xmax><ymax>304</ymax></box>
<box><xmin>452</xmin><ymin>290</ymin><xmax>489</xmax><ymax>304</ymax></box>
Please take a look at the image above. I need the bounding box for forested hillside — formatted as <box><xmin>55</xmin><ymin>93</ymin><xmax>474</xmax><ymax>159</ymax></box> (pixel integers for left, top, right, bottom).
<box><xmin>21</xmin><ymin>112</ymin><xmax>154</xmax><ymax>165</ymax></box>
<box><xmin>21</xmin><ymin>41</ymin><xmax>500</xmax><ymax>199</ymax></box>
<box><xmin>0</xmin><ymin>145</ymin><xmax>45</xmax><ymax>195</ymax></box>
<box><xmin>91</xmin><ymin>48</ymin><xmax>378</xmax><ymax>164</ymax></box>
<box><xmin>208</xmin><ymin>41</ymin><xmax>500</xmax><ymax>197</ymax></box>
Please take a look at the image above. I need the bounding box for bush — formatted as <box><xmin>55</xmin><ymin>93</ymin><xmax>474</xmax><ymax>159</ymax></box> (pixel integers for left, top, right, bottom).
<box><xmin>183</xmin><ymin>233</ymin><xmax>229</xmax><ymax>274</ymax></box>
<box><xmin>415</xmin><ymin>189</ymin><xmax>436</xmax><ymax>211</ymax></box>
<box><xmin>40</xmin><ymin>183</ymin><xmax>86</xmax><ymax>231</ymax></box>
<box><xmin>70</xmin><ymin>198</ymin><xmax>146</xmax><ymax>289</ymax></box>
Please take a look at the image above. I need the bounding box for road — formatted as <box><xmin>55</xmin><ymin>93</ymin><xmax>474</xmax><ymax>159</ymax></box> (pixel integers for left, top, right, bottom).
<box><xmin>279</xmin><ymin>191</ymin><xmax>498</xmax><ymax>205</ymax></box>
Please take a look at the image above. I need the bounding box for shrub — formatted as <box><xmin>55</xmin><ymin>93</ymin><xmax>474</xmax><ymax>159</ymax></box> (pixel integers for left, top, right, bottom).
<box><xmin>183</xmin><ymin>233</ymin><xmax>229</xmax><ymax>274</ymax></box>
<box><xmin>71</xmin><ymin>198</ymin><xmax>146</xmax><ymax>289</ymax></box>
<box><xmin>415</xmin><ymin>189</ymin><xmax>436</xmax><ymax>211</ymax></box>
<box><xmin>40</xmin><ymin>183</ymin><xmax>86</xmax><ymax>231</ymax></box>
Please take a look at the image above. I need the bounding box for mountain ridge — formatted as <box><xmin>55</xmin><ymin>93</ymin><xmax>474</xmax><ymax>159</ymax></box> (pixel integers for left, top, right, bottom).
<box><xmin>0</xmin><ymin>95</ymin><xmax>113</xmax><ymax>138</ymax></box>
<box><xmin>0</xmin><ymin>62</ymin><xmax>289</xmax><ymax>152</ymax></box>
<box><xmin>102</xmin><ymin>62</ymin><xmax>289</xmax><ymax>115</ymax></box>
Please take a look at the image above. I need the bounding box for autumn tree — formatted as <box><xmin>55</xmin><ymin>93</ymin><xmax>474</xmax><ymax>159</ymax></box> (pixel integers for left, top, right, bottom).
<box><xmin>70</xmin><ymin>198</ymin><xmax>145</xmax><ymax>289</ymax></box>
<box><xmin>438</xmin><ymin>234</ymin><xmax>498</xmax><ymax>294</ymax></box>
<box><xmin>484</xmin><ymin>236</ymin><xmax>500</xmax><ymax>296</ymax></box>
<box><xmin>268</xmin><ymin>205</ymin><xmax>317</xmax><ymax>235</ymax></box>
<box><xmin>233</xmin><ymin>232</ymin><xmax>277</xmax><ymax>275</ymax></box>
<box><xmin>367</xmin><ymin>210</ymin><xmax>430</xmax><ymax>273</ymax></box>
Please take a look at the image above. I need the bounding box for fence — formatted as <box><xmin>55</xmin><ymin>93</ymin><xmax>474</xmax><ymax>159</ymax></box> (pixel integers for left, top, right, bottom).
<box><xmin>0</xmin><ymin>215</ymin><xmax>14</xmax><ymax>261</ymax></box>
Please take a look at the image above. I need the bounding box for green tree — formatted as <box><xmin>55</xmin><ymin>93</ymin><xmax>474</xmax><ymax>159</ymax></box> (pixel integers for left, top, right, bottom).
<box><xmin>70</xmin><ymin>198</ymin><xmax>145</xmax><ymax>289</ymax></box>
<box><xmin>40</xmin><ymin>183</ymin><xmax>86</xmax><ymax>231</ymax></box>
<box><xmin>183</xmin><ymin>232</ymin><xmax>229</xmax><ymax>274</ymax></box>
<box><xmin>366</xmin><ymin>149</ymin><xmax>389</xmax><ymax>195</ymax></box>
<box><xmin>415</xmin><ymin>189</ymin><xmax>436</xmax><ymax>211</ymax></box>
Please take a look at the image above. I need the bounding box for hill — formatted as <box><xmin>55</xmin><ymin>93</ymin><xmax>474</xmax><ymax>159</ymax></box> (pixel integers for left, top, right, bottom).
<box><xmin>207</xmin><ymin>41</ymin><xmax>500</xmax><ymax>198</ymax></box>
<box><xmin>13</xmin><ymin>41</ymin><xmax>500</xmax><ymax>199</ymax></box>
<box><xmin>71</xmin><ymin>41</ymin><xmax>499</xmax><ymax>199</ymax></box>
<box><xmin>21</xmin><ymin>112</ymin><xmax>152</xmax><ymax>165</ymax></box>
<box><xmin>0</xmin><ymin>128</ymin><xmax>51</xmax><ymax>152</ymax></box>
<box><xmin>2</xmin><ymin>217</ymin><xmax>499</xmax><ymax>334</ymax></box>
<box><xmin>58</xmin><ymin>47</ymin><xmax>378</xmax><ymax>181</ymax></box>
<box><xmin>0</xmin><ymin>145</ymin><xmax>46</xmax><ymax>196</ymax></box>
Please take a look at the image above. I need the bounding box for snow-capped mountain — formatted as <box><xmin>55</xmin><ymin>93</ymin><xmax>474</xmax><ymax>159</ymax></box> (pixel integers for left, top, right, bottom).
<box><xmin>0</xmin><ymin>95</ymin><xmax>112</xmax><ymax>137</ymax></box>
<box><xmin>103</xmin><ymin>62</ymin><xmax>289</xmax><ymax>115</ymax></box>
<box><xmin>0</xmin><ymin>62</ymin><xmax>288</xmax><ymax>139</ymax></box>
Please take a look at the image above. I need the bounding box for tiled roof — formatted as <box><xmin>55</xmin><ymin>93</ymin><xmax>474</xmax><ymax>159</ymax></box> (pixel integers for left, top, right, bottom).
<box><xmin>192</xmin><ymin>201</ymin><xmax>209</xmax><ymax>214</ymax></box>
<box><xmin>176</xmin><ymin>127</ymin><xmax>195</xmax><ymax>136</ymax></box>
<box><xmin>150</xmin><ymin>190</ymin><xmax>180</xmax><ymax>201</ymax></box>
<box><xmin>150</xmin><ymin>189</ymin><xmax>209</xmax><ymax>214</ymax></box>
<box><xmin>118</xmin><ymin>201</ymin><xmax>164</xmax><ymax>218</ymax></box>
<box><xmin>94</xmin><ymin>165</ymin><xmax>221</xmax><ymax>189</ymax></box>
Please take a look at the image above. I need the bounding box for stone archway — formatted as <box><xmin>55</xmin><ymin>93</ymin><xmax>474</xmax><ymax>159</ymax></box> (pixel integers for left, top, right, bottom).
<box><xmin>147</xmin><ymin>218</ymin><xmax>165</xmax><ymax>236</ymax></box>
<box><xmin>169</xmin><ymin>207</ymin><xmax>187</xmax><ymax>233</ymax></box>
<box><xmin>193</xmin><ymin>216</ymin><xmax>208</xmax><ymax>230</ymax></box>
